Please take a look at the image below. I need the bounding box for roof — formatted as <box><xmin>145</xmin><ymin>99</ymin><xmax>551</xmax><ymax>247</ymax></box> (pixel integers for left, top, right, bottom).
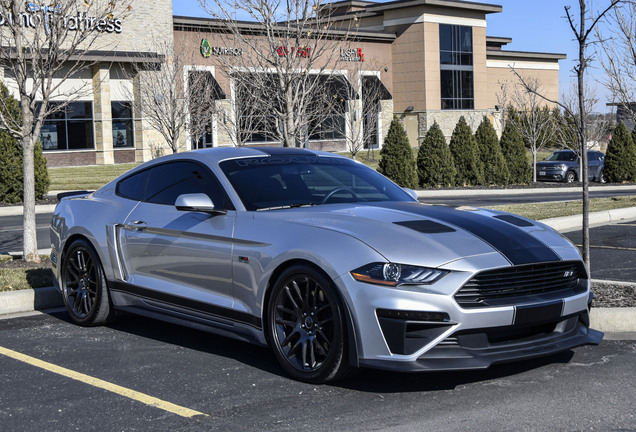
<box><xmin>173</xmin><ymin>15</ymin><xmax>396</xmax><ymax>42</ymax></box>
<box><xmin>364</xmin><ymin>0</ymin><xmax>502</xmax><ymax>13</ymax></box>
<box><xmin>487</xmin><ymin>49</ymin><xmax>567</xmax><ymax>62</ymax></box>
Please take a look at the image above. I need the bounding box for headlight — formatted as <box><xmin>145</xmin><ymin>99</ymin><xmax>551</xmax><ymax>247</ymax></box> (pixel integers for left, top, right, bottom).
<box><xmin>351</xmin><ymin>263</ymin><xmax>448</xmax><ymax>287</ymax></box>
<box><xmin>559</xmin><ymin>164</ymin><xmax>567</xmax><ymax>170</ymax></box>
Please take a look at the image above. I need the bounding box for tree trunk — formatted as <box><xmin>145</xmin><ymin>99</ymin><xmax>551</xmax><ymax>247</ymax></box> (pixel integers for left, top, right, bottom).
<box><xmin>22</xmin><ymin>137</ymin><xmax>39</xmax><ymax>263</ymax></box>
<box><xmin>578</xmin><ymin>0</ymin><xmax>591</xmax><ymax>271</ymax></box>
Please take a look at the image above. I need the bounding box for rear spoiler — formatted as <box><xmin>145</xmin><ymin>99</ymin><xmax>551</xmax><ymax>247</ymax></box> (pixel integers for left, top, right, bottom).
<box><xmin>57</xmin><ymin>190</ymin><xmax>93</xmax><ymax>201</ymax></box>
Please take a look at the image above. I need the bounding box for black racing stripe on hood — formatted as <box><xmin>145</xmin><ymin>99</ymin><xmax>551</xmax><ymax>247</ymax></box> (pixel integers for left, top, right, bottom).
<box><xmin>385</xmin><ymin>203</ymin><xmax>560</xmax><ymax>265</ymax></box>
<box><xmin>493</xmin><ymin>214</ymin><xmax>534</xmax><ymax>227</ymax></box>
<box><xmin>394</xmin><ymin>220</ymin><xmax>456</xmax><ymax>233</ymax></box>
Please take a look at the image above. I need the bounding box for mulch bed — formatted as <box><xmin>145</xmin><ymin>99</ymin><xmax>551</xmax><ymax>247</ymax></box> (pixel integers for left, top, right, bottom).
<box><xmin>0</xmin><ymin>257</ymin><xmax>52</xmax><ymax>269</ymax></box>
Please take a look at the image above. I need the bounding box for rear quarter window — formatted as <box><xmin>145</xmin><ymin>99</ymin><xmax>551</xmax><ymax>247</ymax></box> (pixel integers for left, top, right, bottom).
<box><xmin>116</xmin><ymin>169</ymin><xmax>150</xmax><ymax>201</ymax></box>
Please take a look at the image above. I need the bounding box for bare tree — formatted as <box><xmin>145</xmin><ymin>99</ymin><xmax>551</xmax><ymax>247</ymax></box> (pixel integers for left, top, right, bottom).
<box><xmin>197</xmin><ymin>0</ymin><xmax>353</xmax><ymax>147</ymax></box>
<box><xmin>495</xmin><ymin>79</ymin><xmax>512</xmax><ymax>131</ymax></box>
<box><xmin>118</xmin><ymin>40</ymin><xmax>218</xmax><ymax>155</ymax></box>
<box><xmin>0</xmin><ymin>1</ymin><xmax>131</xmax><ymax>262</ymax></box>
<box><xmin>556</xmin><ymin>82</ymin><xmax>614</xmax><ymax>152</ymax></box>
<box><xmin>319</xmin><ymin>60</ymin><xmax>391</xmax><ymax>160</ymax></box>
<box><xmin>508</xmin><ymin>77</ymin><xmax>557</xmax><ymax>182</ymax></box>
<box><xmin>512</xmin><ymin>0</ymin><xmax>621</xmax><ymax>271</ymax></box>
<box><xmin>596</xmin><ymin>1</ymin><xmax>636</xmax><ymax>126</ymax></box>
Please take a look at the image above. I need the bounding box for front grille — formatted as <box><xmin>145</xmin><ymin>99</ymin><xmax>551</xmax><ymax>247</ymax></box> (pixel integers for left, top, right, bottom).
<box><xmin>455</xmin><ymin>261</ymin><xmax>587</xmax><ymax>308</ymax></box>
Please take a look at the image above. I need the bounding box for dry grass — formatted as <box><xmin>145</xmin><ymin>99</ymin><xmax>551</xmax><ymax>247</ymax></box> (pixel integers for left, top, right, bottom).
<box><xmin>0</xmin><ymin>268</ymin><xmax>53</xmax><ymax>291</ymax></box>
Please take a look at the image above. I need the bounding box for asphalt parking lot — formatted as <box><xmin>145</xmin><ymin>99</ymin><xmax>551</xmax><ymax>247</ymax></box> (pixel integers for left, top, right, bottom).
<box><xmin>564</xmin><ymin>221</ymin><xmax>636</xmax><ymax>282</ymax></box>
<box><xmin>1</xmin><ymin>310</ymin><xmax>635</xmax><ymax>432</ymax></box>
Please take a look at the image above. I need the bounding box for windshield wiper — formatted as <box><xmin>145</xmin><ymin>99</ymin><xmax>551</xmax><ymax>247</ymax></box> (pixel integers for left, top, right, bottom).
<box><xmin>256</xmin><ymin>203</ymin><xmax>317</xmax><ymax>211</ymax></box>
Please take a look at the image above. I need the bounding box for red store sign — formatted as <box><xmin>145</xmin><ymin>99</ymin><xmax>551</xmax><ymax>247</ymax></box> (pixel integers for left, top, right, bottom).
<box><xmin>276</xmin><ymin>46</ymin><xmax>312</xmax><ymax>57</ymax></box>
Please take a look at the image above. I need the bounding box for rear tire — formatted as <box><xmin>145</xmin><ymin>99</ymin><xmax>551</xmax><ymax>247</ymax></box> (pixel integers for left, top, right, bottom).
<box><xmin>266</xmin><ymin>265</ymin><xmax>351</xmax><ymax>383</ymax></box>
<box><xmin>61</xmin><ymin>239</ymin><xmax>112</xmax><ymax>326</ymax></box>
<box><xmin>598</xmin><ymin>169</ymin><xmax>606</xmax><ymax>184</ymax></box>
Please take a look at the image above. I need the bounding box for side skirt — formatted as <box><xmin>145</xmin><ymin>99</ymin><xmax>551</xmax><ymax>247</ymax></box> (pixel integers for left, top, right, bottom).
<box><xmin>108</xmin><ymin>281</ymin><xmax>267</xmax><ymax>347</ymax></box>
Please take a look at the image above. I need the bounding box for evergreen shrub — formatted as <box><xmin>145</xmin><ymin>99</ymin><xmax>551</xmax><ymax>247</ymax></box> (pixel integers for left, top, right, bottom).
<box><xmin>449</xmin><ymin>116</ymin><xmax>484</xmax><ymax>186</ymax></box>
<box><xmin>416</xmin><ymin>122</ymin><xmax>456</xmax><ymax>187</ymax></box>
<box><xmin>378</xmin><ymin>116</ymin><xmax>418</xmax><ymax>188</ymax></box>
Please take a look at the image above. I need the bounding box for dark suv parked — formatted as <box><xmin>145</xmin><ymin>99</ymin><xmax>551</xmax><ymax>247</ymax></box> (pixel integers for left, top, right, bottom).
<box><xmin>536</xmin><ymin>150</ymin><xmax>605</xmax><ymax>183</ymax></box>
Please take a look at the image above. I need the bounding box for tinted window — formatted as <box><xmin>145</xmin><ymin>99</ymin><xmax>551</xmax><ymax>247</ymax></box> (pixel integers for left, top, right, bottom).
<box><xmin>117</xmin><ymin>169</ymin><xmax>150</xmax><ymax>201</ymax></box>
<box><xmin>145</xmin><ymin>161</ymin><xmax>228</xmax><ymax>208</ymax></box>
<box><xmin>220</xmin><ymin>156</ymin><xmax>413</xmax><ymax>211</ymax></box>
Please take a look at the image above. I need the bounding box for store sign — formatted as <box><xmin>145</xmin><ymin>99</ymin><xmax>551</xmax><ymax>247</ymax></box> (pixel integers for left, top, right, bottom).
<box><xmin>200</xmin><ymin>39</ymin><xmax>243</xmax><ymax>58</ymax></box>
<box><xmin>340</xmin><ymin>48</ymin><xmax>364</xmax><ymax>62</ymax></box>
<box><xmin>276</xmin><ymin>46</ymin><xmax>312</xmax><ymax>58</ymax></box>
<box><xmin>0</xmin><ymin>3</ymin><xmax>123</xmax><ymax>34</ymax></box>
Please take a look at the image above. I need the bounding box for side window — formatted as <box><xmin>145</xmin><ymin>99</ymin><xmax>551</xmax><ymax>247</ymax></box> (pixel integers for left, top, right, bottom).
<box><xmin>144</xmin><ymin>161</ymin><xmax>228</xmax><ymax>208</ymax></box>
<box><xmin>588</xmin><ymin>152</ymin><xmax>598</xmax><ymax>162</ymax></box>
<box><xmin>117</xmin><ymin>169</ymin><xmax>150</xmax><ymax>201</ymax></box>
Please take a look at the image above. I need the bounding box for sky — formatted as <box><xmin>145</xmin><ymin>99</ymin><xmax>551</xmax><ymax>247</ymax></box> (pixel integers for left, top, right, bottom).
<box><xmin>172</xmin><ymin>0</ymin><xmax>615</xmax><ymax>112</ymax></box>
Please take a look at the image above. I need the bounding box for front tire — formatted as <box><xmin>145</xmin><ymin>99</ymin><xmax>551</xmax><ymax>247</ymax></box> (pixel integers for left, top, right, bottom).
<box><xmin>61</xmin><ymin>239</ymin><xmax>112</xmax><ymax>326</ymax></box>
<box><xmin>266</xmin><ymin>265</ymin><xmax>350</xmax><ymax>383</ymax></box>
<box><xmin>565</xmin><ymin>170</ymin><xmax>576</xmax><ymax>183</ymax></box>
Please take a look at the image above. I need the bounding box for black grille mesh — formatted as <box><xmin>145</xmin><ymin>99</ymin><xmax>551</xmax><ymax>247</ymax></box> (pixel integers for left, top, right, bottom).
<box><xmin>455</xmin><ymin>261</ymin><xmax>586</xmax><ymax>308</ymax></box>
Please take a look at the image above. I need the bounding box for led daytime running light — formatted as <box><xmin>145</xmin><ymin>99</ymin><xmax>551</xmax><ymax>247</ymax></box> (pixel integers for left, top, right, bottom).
<box><xmin>351</xmin><ymin>263</ymin><xmax>448</xmax><ymax>286</ymax></box>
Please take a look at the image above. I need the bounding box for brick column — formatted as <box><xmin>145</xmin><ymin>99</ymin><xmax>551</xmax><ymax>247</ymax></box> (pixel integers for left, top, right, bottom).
<box><xmin>92</xmin><ymin>63</ymin><xmax>114</xmax><ymax>165</ymax></box>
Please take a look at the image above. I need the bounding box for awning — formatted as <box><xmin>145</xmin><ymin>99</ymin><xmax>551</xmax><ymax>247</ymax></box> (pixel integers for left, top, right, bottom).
<box><xmin>362</xmin><ymin>75</ymin><xmax>392</xmax><ymax>100</ymax></box>
<box><xmin>188</xmin><ymin>71</ymin><xmax>226</xmax><ymax>99</ymax></box>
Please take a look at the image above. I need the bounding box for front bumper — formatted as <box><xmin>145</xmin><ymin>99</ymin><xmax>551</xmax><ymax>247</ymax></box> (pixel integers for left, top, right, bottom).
<box><xmin>359</xmin><ymin>311</ymin><xmax>603</xmax><ymax>372</ymax></box>
<box><xmin>335</xmin><ymin>260</ymin><xmax>603</xmax><ymax>373</ymax></box>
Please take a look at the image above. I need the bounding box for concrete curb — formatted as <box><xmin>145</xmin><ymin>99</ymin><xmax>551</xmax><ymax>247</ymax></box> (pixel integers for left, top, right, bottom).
<box><xmin>0</xmin><ymin>287</ymin><xmax>63</xmax><ymax>315</ymax></box>
<box><xmin>541</xmin><ymin>206</ymin><xmax>636</xmax><ymax>233</ymax></box>
<box><xmin>416</xmin><ymin>184</ymin><xmax>636</xmax><ymax>198</ymax></box>
<box><xmin>0</xmin><ymin>285</ymin><xmax>633</xmax><ymax>335</ymax></box>
<box><xmin>590</xmin><ymin>308</ymin><xmax>636</xmax><ymax>333</ymax></box>
<box><xmin>0</xmin><ymin>204</ymin><xmax>57</xmax><ymax>217</ymax></box>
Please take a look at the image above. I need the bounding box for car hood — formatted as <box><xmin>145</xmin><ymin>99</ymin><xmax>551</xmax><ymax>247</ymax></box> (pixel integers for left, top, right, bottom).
<box><xmin>536</xmin><ymin>161</ymin><xmax>567</xmax><ymax>167</ymax></box>
<box><xmin>275</xmin><ymin>201</ymin><xmax>575</xmax><ymax>268</ymax></box>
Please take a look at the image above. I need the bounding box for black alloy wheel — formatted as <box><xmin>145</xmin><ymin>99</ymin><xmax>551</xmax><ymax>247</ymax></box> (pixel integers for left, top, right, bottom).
<box><xmin>62</xmin><ymin>239</ymin><xmax>112</xmax><ymax>326</ymax></box>
<box><xmin>267</xmin><ymin>265</ymin><xmax>350</xmax><ymax>383</ymax></box>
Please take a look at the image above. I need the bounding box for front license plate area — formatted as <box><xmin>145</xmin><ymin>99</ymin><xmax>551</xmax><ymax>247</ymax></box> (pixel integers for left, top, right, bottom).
<box><xmin>539</xmin><ymin>171</ymin><xmax>546</xmax><ymax>176</ymax></box>
<box><xmin>514</xmin><ymin>301</ymin><xmax>563</xmax><ymax>326</ymax></box>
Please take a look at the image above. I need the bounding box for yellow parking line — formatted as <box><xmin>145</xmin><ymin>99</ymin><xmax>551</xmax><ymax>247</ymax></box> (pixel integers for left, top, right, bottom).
<box><xmin>0</xmin><ymin>346</ymin><xmax>207</xmax><ymax>418</ymax></box>
<box><xmin>575</xmin><ymin>244</ymin><xmax>636</xmax><ymax>252</ymax></box>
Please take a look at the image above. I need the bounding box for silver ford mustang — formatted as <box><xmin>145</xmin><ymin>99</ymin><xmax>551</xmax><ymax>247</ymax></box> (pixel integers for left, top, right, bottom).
<box><xmin>50</xmin><ymin>147</ymin><xmax>603</xmax><ymax>383</ymax></box>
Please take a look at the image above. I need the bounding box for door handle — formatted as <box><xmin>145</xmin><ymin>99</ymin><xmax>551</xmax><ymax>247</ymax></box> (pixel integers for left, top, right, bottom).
<box><xmin>128</xmin><ymin>220</ymin><xmax>147</xmax><ymax>230</ymax></box>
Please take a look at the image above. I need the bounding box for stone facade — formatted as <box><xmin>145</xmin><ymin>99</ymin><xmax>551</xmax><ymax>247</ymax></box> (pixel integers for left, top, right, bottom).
<box><xmin>417</xmin><ymin>109</ymin><xmax>499</xmax><ymax>143</ymax></box>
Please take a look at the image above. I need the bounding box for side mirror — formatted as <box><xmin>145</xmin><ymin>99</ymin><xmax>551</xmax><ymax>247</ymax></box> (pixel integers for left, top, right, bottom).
<box><xmin>175</xmin><ymin>193</ymin><xmax>227</xmax><ymax>215</ymax></box>
<box><xmin>402</xmin><ymin>188</ymin><xmax>418</xmax><ymax>201</ymax></box>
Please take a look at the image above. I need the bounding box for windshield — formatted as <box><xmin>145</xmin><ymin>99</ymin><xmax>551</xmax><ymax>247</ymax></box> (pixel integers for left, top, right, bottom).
<box><xmin>220</xmin><ymin>155</ymin><xmax>414</xmax><ymax>210</ymax></box>
<box><xmin>545</xmin><ymin>151</ymin><xmax>577</xmax><ymax>162</ymax></box>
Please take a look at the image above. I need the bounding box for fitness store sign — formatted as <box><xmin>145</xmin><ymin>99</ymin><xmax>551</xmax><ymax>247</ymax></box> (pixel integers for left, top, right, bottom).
<box><xmin>0</xmin><ymin>3</ymin><xmax>123</xmax><ymax>34</ymax></box>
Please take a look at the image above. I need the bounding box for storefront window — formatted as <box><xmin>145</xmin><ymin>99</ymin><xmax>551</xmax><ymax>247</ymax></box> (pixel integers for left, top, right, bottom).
<box><xmin>38</xmin><ymin>102</ymin><xmax>94</xmax><ymax>150</ymax></box>
<box><xmin>112</xmin><ymin>101</ymin><xmax>134</xmax><ymax>148</ymax></box>
<box><xmin>440</xmin><ymin>24</ymin><xmax>474</xmax><ymax>110</ymax></box>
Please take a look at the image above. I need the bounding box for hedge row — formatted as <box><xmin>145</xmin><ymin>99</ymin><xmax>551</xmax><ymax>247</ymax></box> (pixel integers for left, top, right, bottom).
<box><xmin>378</xmin><ymin>115</ymin><xmax>530</xmax><ymax>188</ymax></box>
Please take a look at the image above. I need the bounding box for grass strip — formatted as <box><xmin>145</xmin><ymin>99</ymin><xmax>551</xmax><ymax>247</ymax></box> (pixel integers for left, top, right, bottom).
<box><xmin>48</xmin><ymin>163</ymin><xmax>139</xmax><ymax>191</ymax></box>
<box><xmin>0</xmin><ymin>267</ymin><xmax>53</xmax><ymax>291</ymax></box>
<box><xmin>484</xmin><ymin>196</ymin><xmax>636</xmax><ymax>220</ymax></box>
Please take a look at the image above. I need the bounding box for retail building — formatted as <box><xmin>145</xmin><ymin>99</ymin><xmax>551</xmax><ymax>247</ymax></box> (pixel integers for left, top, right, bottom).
<box><xmin>1</xmin><ymin>0</ymin><xmax>565</xmax><ymax>166</ymax></box>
